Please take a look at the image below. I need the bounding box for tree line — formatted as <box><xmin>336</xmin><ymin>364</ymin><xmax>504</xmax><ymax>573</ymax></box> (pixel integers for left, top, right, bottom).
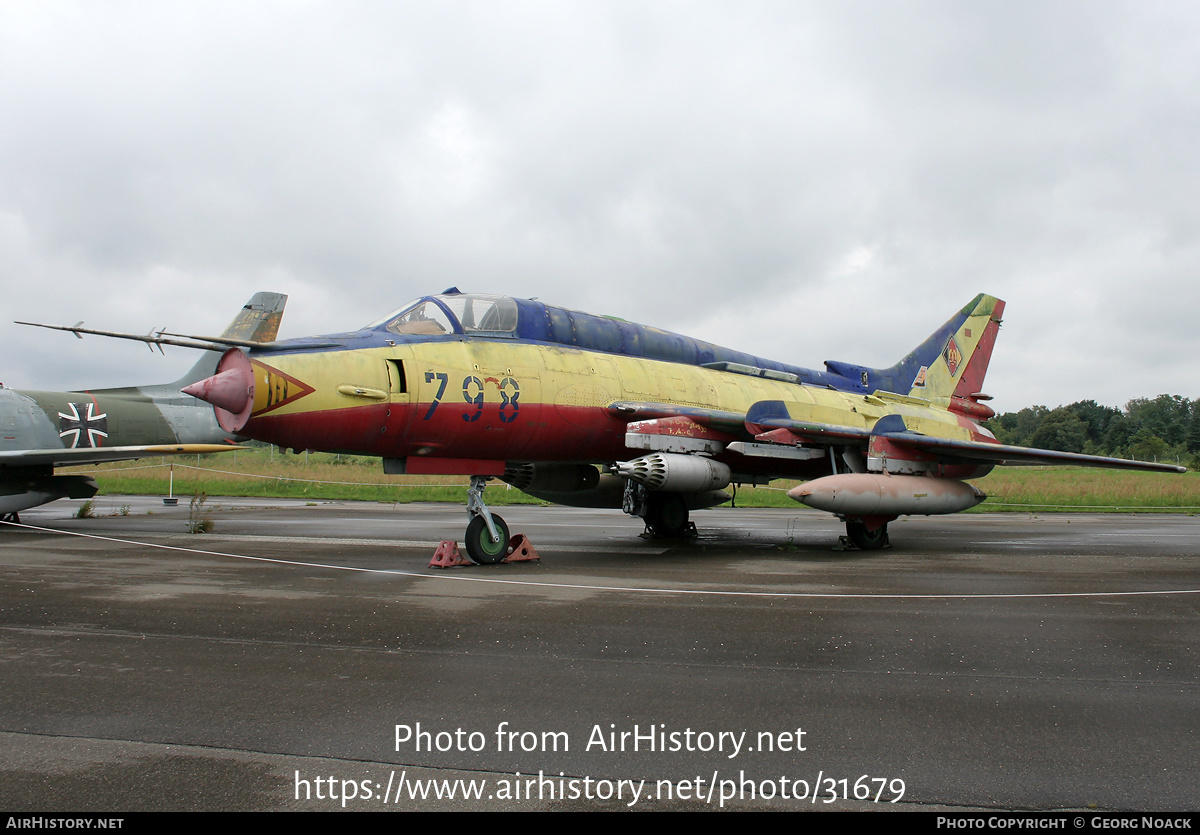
<box><xmin>985</xmin><ymin>395</ymin><xmax>1199</xmax><ymax>467</ymax></box>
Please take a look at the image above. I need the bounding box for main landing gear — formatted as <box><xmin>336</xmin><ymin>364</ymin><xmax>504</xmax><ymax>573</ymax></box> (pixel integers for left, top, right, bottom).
<box><xmin>622</xmin><ymin>481</ymin><xmax>695</xmax><ymax>538</ymax></box>
<box><xmin>465</xmin><ymin>476</ymin><xmax>510</xmax><ymax>564</ymax></box>
<box><xmin>843</xmin><ymin>516</ymin><xmax>892</xmax><ymax>551</ymax></box>
<box><xmin>645</xmin><ymin>492</ymin><xmax>693</xmax><ymax>537</ymax></box>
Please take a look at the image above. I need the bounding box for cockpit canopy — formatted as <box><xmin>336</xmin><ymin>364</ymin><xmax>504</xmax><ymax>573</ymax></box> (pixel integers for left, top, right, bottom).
<box><xmin>363</xmin><ymin>289</ymin><xmax>833</xmax><ymax>392</ymax></box>
<box><xmin>368</xmin><ymin>293</ymin><xmax>519</xmax><ymax>337</ymax></box>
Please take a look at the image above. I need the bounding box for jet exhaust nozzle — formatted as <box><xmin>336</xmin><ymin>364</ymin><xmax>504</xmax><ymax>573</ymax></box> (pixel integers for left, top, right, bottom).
<box><xmin>789</xmin><ymin>473</ymin><xmax>985</xmax><ymax>516</ymax></box>
<box><xmin>182</xmin><ymin>348</ymin><xmax>255</xmax><ymax>433</ymax></box>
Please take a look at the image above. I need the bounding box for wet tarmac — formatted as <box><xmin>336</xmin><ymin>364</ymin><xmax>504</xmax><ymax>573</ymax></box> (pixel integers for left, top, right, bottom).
<box><xmin>1</xmin><ymin>497</ymin><xmax>1197</xmax><ymax>811</ymax></box>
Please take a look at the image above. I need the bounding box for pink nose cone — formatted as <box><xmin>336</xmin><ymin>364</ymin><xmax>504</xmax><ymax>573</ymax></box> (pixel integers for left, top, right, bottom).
<box><xmin>183</xmin><ymin>368</ymin><xmax>251</xmax><ymax>413</ymax></box>
<box><xmin>182</xmin><ymin>348</ymin><xmax>255</xmax><ymax>433</ymax></box>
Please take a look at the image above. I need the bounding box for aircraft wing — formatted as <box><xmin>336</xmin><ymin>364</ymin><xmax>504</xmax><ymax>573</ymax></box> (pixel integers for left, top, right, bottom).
<box><xmin>606</xmin><ymin>399</ymin><xmax>863</xmax><ymax>472</ymax></box>
<box><xmin>613</xmin><ymin>400</ymin><xmax>1183</xmax><ymax>474</ymax></box>
<box><xmin>746</xmin><ymin>403</ymin><xmax>1185</xmax><ymax>474</ymax></box>
<box><xmin>610</xmin><ymin>398</ymin><xmax>882</xmax><ymax>451</ymax></box>
<box><xmin>0</xmin><ymin>444</ymin><xmax>241</xmax><ymax>469</ymax></box>
<box><xmin>605</xmin><ymin>401</ymin><xmax>752</xmax><ymax>436</ymax></box>
<box><xmin>743</xmin><ymin>405</ymin><xmax>874</xmax><ymax>442</ymax></box>
<box><xmin>878</xmin><ymin>432</ymin><xmax>1187</xmax><ymax>473</ymax></box>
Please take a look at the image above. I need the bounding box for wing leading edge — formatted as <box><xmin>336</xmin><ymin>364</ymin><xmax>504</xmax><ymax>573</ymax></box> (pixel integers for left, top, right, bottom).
<box><xmin>877</xmin><ymin>430</ymin><xmax>1187</xmax><ymax>473</ymax></box>
<box><xmin>0</xmin><ymin>443</ymin><xmax>243</xmax><ymax>469</ymax></box>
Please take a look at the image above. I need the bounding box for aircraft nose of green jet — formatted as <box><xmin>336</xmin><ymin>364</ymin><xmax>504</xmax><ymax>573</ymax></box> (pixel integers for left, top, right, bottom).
<box><xmin>182</xmin><ymin>349</ymin><xmax>256</xmax><ymax>432</ymax></box>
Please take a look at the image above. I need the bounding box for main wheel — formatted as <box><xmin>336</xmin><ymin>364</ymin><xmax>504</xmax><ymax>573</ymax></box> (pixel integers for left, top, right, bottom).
<box><xmin>846</xmin><ymin>519</ymin><xmax>889</xmax><ymax>550</ymax></box>
<box><xmin>465</xmin><ymin>514</ymin><xmax>510</xmax><ymax>564</ymax></box>
<box><xmin>645</xmin><ymin>493</ymin><xmax>690</xmax><ymax>537</ymax></box>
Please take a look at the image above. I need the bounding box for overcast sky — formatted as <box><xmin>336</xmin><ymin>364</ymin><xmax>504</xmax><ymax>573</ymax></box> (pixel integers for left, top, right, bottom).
<box><xmin>2</xmin><ymin>1</ymin><xmax>1198</xmax><ymax>411</ymax></box>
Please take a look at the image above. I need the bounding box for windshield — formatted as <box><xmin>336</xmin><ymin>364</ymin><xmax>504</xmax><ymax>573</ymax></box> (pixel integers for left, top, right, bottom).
<box><xmin>367</xmin><ymin>299</ymin><xmax>454</xmax><ymax>336</ymax></box>
<box><xmin>366</xmin><ymin>294</ymin><xmax>518</xmax><ymax>336</ymax></box>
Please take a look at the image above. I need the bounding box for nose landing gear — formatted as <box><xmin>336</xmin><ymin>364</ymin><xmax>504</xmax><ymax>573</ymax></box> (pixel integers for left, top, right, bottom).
<box><xmin>464</xmin><ymin>475</ymin><xmax>510</xmax><ymax>564</ymax></box>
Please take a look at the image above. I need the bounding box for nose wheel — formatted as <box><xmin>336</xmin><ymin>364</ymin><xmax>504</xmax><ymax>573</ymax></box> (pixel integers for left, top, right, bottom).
<box><xmin>465</xmin><ymin>513</ymin><xmax>510</xmax><ymax>564</ymax></box>
<box><xmin>465</xmin><ymin>475</ymin><xmax>510</xmax><ymax>564</ymax></box>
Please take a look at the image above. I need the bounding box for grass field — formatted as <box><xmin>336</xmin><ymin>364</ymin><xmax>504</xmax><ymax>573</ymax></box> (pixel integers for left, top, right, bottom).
<box><xmin>62</xmin><ymin>448</ymin><xmax>1200</xmax><ymax>512</ymax></box>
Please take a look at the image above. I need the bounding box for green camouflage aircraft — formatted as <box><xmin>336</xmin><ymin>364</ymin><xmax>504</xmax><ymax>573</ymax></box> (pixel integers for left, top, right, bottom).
<box><xmin>1</xmin><ymin>292</ymin><xmax>286</xmax><ymax>521</ymax></box>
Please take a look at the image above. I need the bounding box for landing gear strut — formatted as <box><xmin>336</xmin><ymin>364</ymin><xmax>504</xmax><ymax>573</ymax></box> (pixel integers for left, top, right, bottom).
<box><xmin>0</xmin><ymin>512</ymin><xmax>19</xmax><ymax>525</ymax></box>
<box><xmin>465</xmin><ymin>476</ymin><xmax>509</xmax><ymax>564</ymax></box>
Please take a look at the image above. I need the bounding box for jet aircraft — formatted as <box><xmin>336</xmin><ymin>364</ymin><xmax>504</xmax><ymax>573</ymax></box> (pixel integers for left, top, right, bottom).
<box><xmin>46</xmin><ymin>289</ymin><xmax>1184</xmax><ymax>560</ymax></box>
<box><xmin>3</xmin><ymin>292</ymin><xmax>287</xmax><ymax>520</ymax></box>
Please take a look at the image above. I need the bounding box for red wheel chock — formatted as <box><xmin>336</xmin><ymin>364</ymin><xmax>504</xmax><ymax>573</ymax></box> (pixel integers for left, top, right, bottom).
<box><xmin>429</xmin><ymin>540</ymin><xmax>470</xmax><ymax>569</ymax></box>
<box><xmin>503</xmin><ymin>534</ymin><xmax>540</xmax><ymax>563</ymax></box>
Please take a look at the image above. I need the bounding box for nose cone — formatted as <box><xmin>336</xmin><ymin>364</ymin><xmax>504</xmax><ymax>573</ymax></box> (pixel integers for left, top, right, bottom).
<box><xmin>183</xmin><ymin>368</ymin><xmax>250</xmax><ymax>413</ymax></box>
<box><xmin>183</xmin><ymin>348</ymin><xmax>255</xmax><ymax>432</ymax></box>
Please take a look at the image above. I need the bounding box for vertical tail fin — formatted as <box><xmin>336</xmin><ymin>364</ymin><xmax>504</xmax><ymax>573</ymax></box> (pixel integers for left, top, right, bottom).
<box><xmin>822</xmin><ymin>294</ymin><xmax>1005</xmax><ymax>418</ymax></box>
<box><xmin>890</xmin><ymin>293</ymin><xmax>1005</xmax><ymax>401</ymax></box>
<box><xmin>216</xmin><ymin>292</ymin><xmax>288</xmax><ymax>343</ymax></box>
<box><xmin>168</xmin><ymin>292</ymin><xmax>288</xmax><ymax>388</ymax></box>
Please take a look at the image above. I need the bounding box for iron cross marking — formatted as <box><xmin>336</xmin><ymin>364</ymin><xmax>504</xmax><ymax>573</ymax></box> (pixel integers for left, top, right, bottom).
<box><xmin>58</xmin><ymin>402</ymin><xmax>109</xmax><ymax>448</ymax></box>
